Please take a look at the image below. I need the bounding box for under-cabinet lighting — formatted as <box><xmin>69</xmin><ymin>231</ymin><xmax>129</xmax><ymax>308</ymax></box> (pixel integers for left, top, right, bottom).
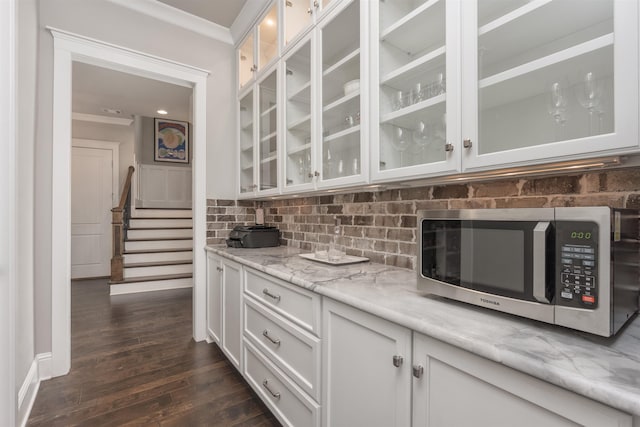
<box><xmin>157</xmin><ymin>109</ymin><xmax>168</xmax><ymax>115</ymax></box>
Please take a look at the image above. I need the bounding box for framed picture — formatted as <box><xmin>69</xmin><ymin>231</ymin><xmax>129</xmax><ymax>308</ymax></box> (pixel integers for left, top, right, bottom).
<box><xmin>154</xmin><ymin>118</ymin><xmax>189</xmax><ymax>163</ymax></box>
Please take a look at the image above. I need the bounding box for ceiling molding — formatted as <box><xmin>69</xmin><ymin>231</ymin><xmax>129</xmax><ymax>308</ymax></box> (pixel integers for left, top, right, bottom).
<box><xmin>230</xmin><ymin>0</ymin><xmax>270</xmax><ymax>46</ymax></box>
<box><xmin>72</xmin><ymin>112</ymin><xmax>134</xmax><ymax>126</ymax></box>
<box><xmin>106</xmin><ymin>0</ymin><xmax>233</xmax><ymax>45</ymax></box>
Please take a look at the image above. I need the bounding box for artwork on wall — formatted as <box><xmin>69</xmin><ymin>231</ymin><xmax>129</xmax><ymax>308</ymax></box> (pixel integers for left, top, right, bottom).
<box><xmin>154</xmin><ymin>118</ymin><xmax>189</xmax><ymax>163</ymax></box>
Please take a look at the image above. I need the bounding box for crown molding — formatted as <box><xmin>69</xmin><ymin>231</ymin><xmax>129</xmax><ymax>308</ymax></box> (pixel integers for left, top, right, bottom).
<box><xmin>106</xmin><ymin>0</ymin><xmax>233</xmax><ymax>45</ymax></box>
<box><xmin>72</xmin><ymin>112</ymin><xmax>134</xmax><ymax>126</ymax></box>
<box><xmin>230</xmin><ymin>0</ymin><xmax>270</xmax><ymax>46</ymax></box>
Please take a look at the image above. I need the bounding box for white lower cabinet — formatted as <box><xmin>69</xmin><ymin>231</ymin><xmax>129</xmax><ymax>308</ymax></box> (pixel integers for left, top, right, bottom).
<box><xmin>322</xmin><ymin>298</ymin><xmax>412</xmax><ymax>427</ymax></box>
<box><xmin>412</xmin><ymin>333</ymin><xmax>633</xmax><ymax>427</ymax></box>
<box><xmin>206</xmin><ymin>252</ymin><xmax>222</xmax><ymax>344</ymax></box>
<box><xmin>221</xmin><ymin>258</ymin><xmax>243</xmax><ymax>370</ymax></box>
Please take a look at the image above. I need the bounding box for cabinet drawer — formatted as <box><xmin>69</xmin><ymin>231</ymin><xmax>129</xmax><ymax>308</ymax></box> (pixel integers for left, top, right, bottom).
<box><xmin>244</xmin><ymin>268</ymin><xmax>321</xmax><ymax>334</ymax></box>
<box><xmin>244</xmin><ymin>339</ymin><xmax>320</xmax><ymax>427</ymax></box>
<box><xmin>244</xmin><ymin>296</ymin><xmax>321</xmax><ymax>401</ymax></box>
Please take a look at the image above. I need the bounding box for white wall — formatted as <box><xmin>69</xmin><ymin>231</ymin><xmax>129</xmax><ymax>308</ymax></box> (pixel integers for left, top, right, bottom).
<box><xmin>16</xmin><ymin>0</ymin><xmax>38</xmax><ymax>405</ymax></box>
<box><xmin>72</xmin><ymin>119</ymin><xmax>135</xmax><ymax>190</ymax></box>
<box><xmin>35</xmin><ymin>0</ymin><xmax>236</xmax><ymax>355</ymax></box>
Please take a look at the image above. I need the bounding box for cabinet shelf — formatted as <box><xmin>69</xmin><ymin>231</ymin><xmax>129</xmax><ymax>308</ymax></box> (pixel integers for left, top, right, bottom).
<box><xmin>381</xmin><ymin>94</ymin><xmax>445</xmax><ymax>125</ymax></box>
<box><xmin>260</xmin><ymin>104</ymin><xmax>277</xmax><ymax>118</ymax></box>
<box><xmin>241</xmin><ymin>144</ymin><xmax>254</xmax><ymax>152</ymax></box>
<box><xmin>287</xmin><ymin>143</ymin><xmax>311</xmax><ymax>156</ymax></box>
<box><xmin>260</xmin><ymin>131</ymin><xmax>277</xmax><ymax>143</ymax></box>
<box><xmin>479</xmin><ymin>34</ymin><xmax>613</xmax><ymax>109</ymax></box>
<box><xmin>324</xmin><ymin>124</ymin><xmax>360</xmax><ymax>143</ymax></box>
<box><xmin>288</xmin><ymin>81</ymin><xmax>311</xmax><ymax>102</ymax></box>
<box><xmin>323</xmin><ymin>90</ymin><xmax>360</xmax><ymax>114</ymax></box>
<box><xmin>381</xmin><ymin>46</ymin><xmax>445</xmax><ymax>88</ymax></box>
<box><xmin>479</xmin><ymin>0</ymin><xmax>612</xmax><ymax>78</ymax></box>
<box><xmin>323</xmin><ymin>48</ymin><xmax>360</xmax><ymax>78</ymax></box>
<box><xmin>287</xmin><ymin>114</ymin><xmax>311</xmax><ymax>132</ymax></box>
<box><xmin>241</xmin><ymin>164</ymin><xmax>254</xmax><ymax>171</ymax></box>
<box><xmin>380</xmin><ymin>0</ymin><xmax>444</xmax><ymax>56</ymax></box>
<box><xmin>260</xmin><ymin>153</ymin><xmax>277</xmax><ymax>164</ymax></box>
<box><xmin>241</xmin><ymin>121</ymin><xmax>254</xmax><ymax>131</ymax></box>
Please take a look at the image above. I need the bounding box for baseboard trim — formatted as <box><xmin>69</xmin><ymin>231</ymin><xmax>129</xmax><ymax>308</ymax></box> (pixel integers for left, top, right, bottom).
<box><xmin>37</xmin><ymin>352</ymin><xmax>52</xmax><ymax>381</ymax></box>
<box><xmin>110</xmin><ymin>278</ymin><xmax>192</xmax><ymax>295</ymax></box>
<box><xmin>17</xmin><ymin>358</ymin><xmax>40</xmax><ymax>427</ymax></box>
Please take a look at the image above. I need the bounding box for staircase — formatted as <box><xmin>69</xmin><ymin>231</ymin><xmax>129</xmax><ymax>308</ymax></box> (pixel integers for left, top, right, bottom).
<box><xmin>109</xmin><ymin>208</ymin><xmax>193</xmax><ymax>295</ymax></box>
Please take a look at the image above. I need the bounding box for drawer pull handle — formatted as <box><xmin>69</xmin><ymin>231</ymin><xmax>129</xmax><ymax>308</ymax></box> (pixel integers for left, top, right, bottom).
<box><xmin>263</xmin><ymin>379</ymin><xmax>281</xmax><ymax>400</ymax></box>
<box><xmin>392</xmin><ymin>355</ymin><xmax>404</xmax><ymax>368</ymax></box>
<box><xmin>413</xmin><ymin>365</ymin><xmax>424</xmax><ymax>379</ymax></box>
<box><xmin>262</xmin><ymin>288</ymin><xmax>281</xmax><ymax>302</ymax></box>
<box><xmin>262</xmin><ymin>329</ymin><xmax>281</xmax><ymax>346</ymax></box>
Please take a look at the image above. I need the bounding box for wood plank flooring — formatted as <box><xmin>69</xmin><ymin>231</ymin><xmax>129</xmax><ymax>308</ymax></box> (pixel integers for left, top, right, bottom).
<box><xmin>28</xmin><ymin>278</ymin><xmax>280</xmax><ymax>427</ymax></box>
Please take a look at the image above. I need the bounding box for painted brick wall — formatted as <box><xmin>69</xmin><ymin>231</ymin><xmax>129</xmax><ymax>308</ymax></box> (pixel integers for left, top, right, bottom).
<box><xmin>207</xmin><ymin>168</ymin><xmax>640</xmax><ymax>270</ymax></box>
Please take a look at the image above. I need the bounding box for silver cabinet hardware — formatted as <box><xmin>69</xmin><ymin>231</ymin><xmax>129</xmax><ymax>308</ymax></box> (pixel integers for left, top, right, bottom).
<box><xmin>412</xmin><ymin>365</ymin><xmax>424</xmax><ymax>378</ymax></box>
<box><xmin>216</xmin><ymin>266</ymin><xmax>223</xmax><ymax>272</ymax></box>
<box><xmin>392</xmin><ymin>355</ymin><xmax>404</xmax><ymax>368</ymax></box>
<box><xmin>314</xmin><ymin>171</ymin><xmax>320</xmax><ymax>177</ymax></box>
<box><xmin>262</xmin><ymin>329</ymin><xmax>281</xmax><ymax>346</ymax></box>
<box><xmin>285</xmin><ymin>0</ymin><xmax>292</xmax><ymax>6</ymax></box>
<box><xmin>307</xmin><ymin>7</ymin><xmax>313</xmax><ymax>14</ymax></box>
<box><xmin>308</xmin><ymin>172</ymin><xmax>315</xmax><ymax>178</ymax></box>
<box><xmin>262</xmin><ymin>288</ymin><xmax>281</xmax><ymax>302</ymax></box>
<box><xmin>263</xmin><ymin>379</ymin><xmax>281</xmax><ymax>400</ymax></box>
<box><xmin>250</xmin><ymin>65</ymin><xmax>257</xmax><ymax>72</ymax></box>
<box><xmin>463</xmin><ymin>139</ymin><xmax>472</xmax><ymax>149</ymax></box>
<box><xmin>313</xmin><ymin>0</ymin><xmax>319</xmax><ymax>8</ymax></box>
<box><xmin>445</xmin><ymin>143</ymin><xmax>454</xmax><ymax>152</ymax></box>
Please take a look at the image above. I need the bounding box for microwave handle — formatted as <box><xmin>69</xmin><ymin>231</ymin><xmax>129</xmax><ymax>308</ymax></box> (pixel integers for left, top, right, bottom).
<box><xmin>533</xmin><ymin>221</ymin><xmax>550</xmax><ymax>304</ymax></box>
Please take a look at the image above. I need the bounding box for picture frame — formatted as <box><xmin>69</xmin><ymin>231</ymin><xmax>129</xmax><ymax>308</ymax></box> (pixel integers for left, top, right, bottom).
<box><xmin>154</xmin><ymin>118</ymin><xmax>189</xmax><ymax>163</ymax></box>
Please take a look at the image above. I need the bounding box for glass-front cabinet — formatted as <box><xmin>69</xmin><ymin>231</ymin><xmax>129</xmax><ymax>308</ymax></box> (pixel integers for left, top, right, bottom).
<box><xmin>283</xmin><ymin>0</ymin><xmax>338</xmax><ymax>50</ymax></box>
<box><xmin>238</xmin><ymin>33</ymin><xmax>255</xmax><ymax>90</ymax></box>
<box><xmin>371</xmin><ymin>0</ymin><xmax>460</xmax><ymax>182</ymax></box>
<box><xmin>284</xmin><ymin>36</ymin><xmax>314</xmax><ymax>191</ymax></box>
<box><xmin>461</xmin><ymin>0</ymin><xmax>638</xmax><ymax>171</ymax></box>
<box><xmin>258</xmin><ymin>68</ymin><xmax>279</xmax><ymax>193</ymax></box>
<box><xmin>258</xmin><ymin>4</ymin><xmax>278</xmax><ymax>73</ymax></box>
<box><xmin>318</xmin><ymin>0</ymin><xmax>367</xmax><ymax>187</ymax></box>
<box><xmin>239</xmin><ymin>89</ymin><xmax>255</xmax><ymax>194</ymax></box>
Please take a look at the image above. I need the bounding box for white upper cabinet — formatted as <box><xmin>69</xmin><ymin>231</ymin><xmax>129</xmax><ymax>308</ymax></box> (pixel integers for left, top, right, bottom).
<box><xmin>239</xmin><ymin>33</ymin><xmax>256</xmax><ymax>89</ymax></box>
<box><xmin>283</xmin><ymin>0</ymin><xmax>339</xmax><ymax>50</ymax></box>
<box><xmin>258</xmin><ymin>66</ymin><xmax>280</xmax><ymax>194</ymax></box>
<box><xmin>258</xmin><ymin>4</ymin><xmax>279</xmax><ymax>74</ymax></box>
<box><xmin>371</xmin><ymin>0</ymin><xmax>461</xmax><ymax>182</ymax></box>
<box><xmin>461</xmin><ymin>0</ymin><xmax>639</xmax><ymax>171</ymax></box>
<box><xmin>239</xmin><ymin>88</ymin><xmax>256</xmax><ymax>195</ymax></box>
<box><xmin>317</xmin><ymin>0</ymin><xmax>368</xmax><ymax>188</ymax></box>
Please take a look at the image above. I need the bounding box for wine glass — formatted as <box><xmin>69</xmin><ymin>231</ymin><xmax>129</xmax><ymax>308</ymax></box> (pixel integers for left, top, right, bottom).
<box><xmin>390</xmin><ymin>126</ymin><xmax>410</xmax><ymax>167</ymax></box>
<box><xmin>576</xmin><ymin>72</ymin><xmax>603</xmax><ymax>136</ymax></box>
<box><xmin>547</xmin><ymin>81</ymin><xmax>568</xmax><ymax>141</ymax></box>
<box><xmin>413</xmin><ymin>120</ymin><xmax>430</xmax><ymax>148</ymax></box>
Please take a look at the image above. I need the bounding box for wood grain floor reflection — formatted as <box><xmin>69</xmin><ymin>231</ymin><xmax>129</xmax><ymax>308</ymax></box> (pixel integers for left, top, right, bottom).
<box><xmin>27</xmin><ymin>278</ymin><xmax>280</xmax><ymax>426</ymax></box>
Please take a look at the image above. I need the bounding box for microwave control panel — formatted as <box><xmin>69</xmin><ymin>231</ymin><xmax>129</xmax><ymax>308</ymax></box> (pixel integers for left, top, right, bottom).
<box><xmin>555</xmin><ymin>221</ymin><xmax>599</xmax><ymax>309</ymax></box>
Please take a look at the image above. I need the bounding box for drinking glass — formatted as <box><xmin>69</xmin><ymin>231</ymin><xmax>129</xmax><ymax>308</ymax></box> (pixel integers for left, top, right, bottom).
<box><xmin>576</xmin><ymin>72</ymin><xmax>603</xmax><ymax>136</ymax></box>
<box><xmin>390</xmin><ymin>126</ymin><xmax>410</xmax><ymax>167</ymax></box>
<box><xmin>547</xmin><ymin>80</ymin><xmax>568</xmax><ymax>141</ymax></box>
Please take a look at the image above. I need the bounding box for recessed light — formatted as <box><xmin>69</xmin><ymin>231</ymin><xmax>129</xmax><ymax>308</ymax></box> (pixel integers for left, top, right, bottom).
<box><xmin>101</xmin><ymin>108</ymin><xmax>121</xmax><ymax>115</ymax></box>
<box><xmin>157</xmin><ymin>109</ymin><xmax>168</xmax><ymax>115</ymax></box>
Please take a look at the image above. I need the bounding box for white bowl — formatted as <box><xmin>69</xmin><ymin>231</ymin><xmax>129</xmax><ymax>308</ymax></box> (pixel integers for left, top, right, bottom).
<box><xmin>343</xmin><ymin>79</ymin><xmax>360</xmax><ymax>96</ymax></box>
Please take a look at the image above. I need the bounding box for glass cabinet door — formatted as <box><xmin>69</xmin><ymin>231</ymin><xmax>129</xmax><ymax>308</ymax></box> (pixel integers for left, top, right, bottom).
<box><xmin>375</xmin><ymin>0</ymin><xmax>455</xmax><ymax>179</ymax></box>
<box><xmin>258</xmin><ymin>4</ymin><xmax>279</xmax><ymax>72</ymax></box>
<box><xmin>320</xmin><ymin>0</ymin><xmax>363</xmax><ymax>183</ymax></box>
<box><xmin>284</xmin><ymin>39</ymin><xmax>314</xmax><ymax>190</ymax></box>
<box><xmin>239</xmin><ymin>33</ymin><xmax>255</xmax><ymax>89</ymax></box>
<box><xmin>258</xmin><ymin>70</ymin><xmax>278</xmax><ymax>192</ymax></box>
<box><xmin>239</xmin><ymin>90</ymin><xmax>255</xmax><ymax>194</ymax></box>
<box><xmin>464</xmin><ymin>0</ymin><xmax>638</xmax><ymax>170</ymax></box>
<box><xmin>284</xmin><ymin>0</ymin><xmax>314</xmax><ymax>47</ymax></box>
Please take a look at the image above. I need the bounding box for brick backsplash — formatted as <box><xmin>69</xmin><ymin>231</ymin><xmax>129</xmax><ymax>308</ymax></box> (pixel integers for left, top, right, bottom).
<box><xmin>207</xmin><ymin>168</ymin><xmax>640</xmax><ymax>270</ymax></box>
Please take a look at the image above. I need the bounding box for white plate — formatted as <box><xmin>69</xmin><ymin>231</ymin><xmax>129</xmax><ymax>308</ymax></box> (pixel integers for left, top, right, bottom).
<box><xmin>299</xmin><ymin>252</ymin><xmax>369</xmax><ymax>266</ymax></box>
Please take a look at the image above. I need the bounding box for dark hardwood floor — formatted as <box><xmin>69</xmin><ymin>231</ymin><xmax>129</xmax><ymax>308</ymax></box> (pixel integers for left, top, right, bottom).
<box><xmin>28</xmin><ymin>278</ymin><xmax>280</xmax><ymax>427</ymax></box>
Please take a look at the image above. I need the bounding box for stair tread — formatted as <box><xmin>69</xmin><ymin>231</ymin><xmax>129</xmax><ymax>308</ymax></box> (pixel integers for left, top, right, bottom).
<box><xmin>126</xmin><ymin>237</ymin><xmax>193</xmax><ymax>242</ymax></box>
<box><xmin>128</xmin><ymin>227</ymin><xmax>193</xmax><ymax>230</ymax></box>
<box><xmin>135</xmin><ymin>207</ymin><xmax>192</xmax><ymax>210</ymax></box>
<box><xmin>109</xmin><ymin>272</ymin><xmax>192</xmax><ymax>285</ymax></box>
<box><xmin>124</xmin><ymin>248</ymin><xmax>193</xmax><ymax>254</ymax></box>
<box><xmin>125</xmin><ymin>260</ymin><xmax>193</xmax><ymax>268</ymax></box>
<box><xmin>130</xmin><ymin>217</ymin><xmax>193</xmax><ymax>220</ymax></box>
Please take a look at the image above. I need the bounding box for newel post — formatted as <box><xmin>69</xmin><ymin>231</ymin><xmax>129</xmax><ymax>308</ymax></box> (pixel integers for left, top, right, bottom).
<box><xmin>111</xmin><ymin>207</ymin><xmax>124</xmax><ymax>282</ymax></box>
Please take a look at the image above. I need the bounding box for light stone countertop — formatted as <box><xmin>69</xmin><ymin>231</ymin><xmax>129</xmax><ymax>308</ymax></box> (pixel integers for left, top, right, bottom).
<box><xmin>205</xmin><ymin>245</ymin><xmax>640</xmax><ymax>416</ymax></box>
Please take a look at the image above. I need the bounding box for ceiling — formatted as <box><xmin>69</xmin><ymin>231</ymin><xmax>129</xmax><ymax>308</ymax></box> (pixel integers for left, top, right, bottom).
<box><xmin>156</xmin><ymin>0</ymin><xmax>248</xmax><ymax>28</ymax></box>
<box><xmin>72</xmin><ymin>62</ymin><xmax>192</xmax><ymax>122</ymax></box>
<box><xmin>72</xmin><ymin>1</ymin><xmax>251</xmax><ymax>123</ymax></box>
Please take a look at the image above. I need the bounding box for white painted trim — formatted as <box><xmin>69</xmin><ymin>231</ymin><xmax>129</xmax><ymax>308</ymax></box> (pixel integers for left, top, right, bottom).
<box><xmin>106</xmin><ymin>0</ymin><xmax>233</xmax><ymax>45</ymax></box>
<box><xmin>37</xmin><ymin>352</ymin><xmax>53</xmax><ymax>381</ymax></box>
<box><xmin>17</xmin><ymin>358</ymin><xmax>39</xmax><ymax>427</ymax></box>
<box><xmin>110</xmin><ymin>278</ymin><xmax>193</xmax><ymax>295</ymax></box>
<box><xmin>230</xmin><ymin>0</ymin><xmax>271</xmax><ymax>46</ymax></box>
<box><xmin>50</xmin><ymin>29</ymin><xmax>208</xmax><ymax>378</ymax></box>
<box><xmin>72</xmin><ymin>112</ymin><xmax>134</xmax><ymax>126</ymax></box>
<box><xmin>72</xmin><ymin>138</ymin><xmax>121</xmax><ymax>204</ymax></box>
<box><xmin>0</xmin><ymin>0</ymin><xmax>16</xmax><ymax>424</ymax></box>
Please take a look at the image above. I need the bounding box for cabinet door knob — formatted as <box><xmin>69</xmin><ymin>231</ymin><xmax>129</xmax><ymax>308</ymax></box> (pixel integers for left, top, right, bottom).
<box><xmin>412</xmin><ymin>365</ymin><xmax>424</xmax><ymax>378</ymax></box>
<box><xmin>251</xmin><ymin>65</ymin><xmax>257</xmax><ymax>72</ymax></box>
<box><xmin>463</xmin><ymin>139</ymin><xmax>472</xmax><ymax>149</ymax></box>
<box><xmin>262</xmin><ymin>288</ymin><xmax>281</xmax><ymax>302</ymax></box>
<box><xmin>262</xmin><ymin>329</ymin><xmax>281</xmax><ymax>346</ymax></box>
<box><xmin>314</xmin><ymin>171</ymin><xmax>320</xmax><ymax>177</ymax></box>
<box><xmin>307</xmin><ymin>7</ymin><xmax>313</xmax><ymax>14</ymax></box>
<box><xmin>313</xmin><ymin>0</ymin><xmax>319</xmax><ymax>8</ymax></box>
<box><xmin>392</xmin><ymin>355</ymin><xmax>404</xmax><ymax>368</ymax></box>
<box><xmin>444</xmin><ymin>143</ymin><xmax>454</xmax><ymax>152</ymax></box>
<box><xmin>262</xmin><ymin>379</ymin><xmax>281</xmax><ymax>400</ymax></box>
<box><xmin>308</xmin><ymin>172</ymin><xmax>314</xmax><ymax>178</ymax></box>
<box><xmin>216</xmin><ymin>266</ymin><xmax>223</xmax><ymax>272</ymax></box>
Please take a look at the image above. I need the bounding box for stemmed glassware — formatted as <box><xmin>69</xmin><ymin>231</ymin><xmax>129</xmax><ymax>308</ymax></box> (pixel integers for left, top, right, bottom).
<box><xmin>390</xmin><ymin>126</ymin><xmax>410</xmax><ymax>167</ymax></box>
<box><xmin>576</xmin><ymin>72</ymin><xmax>603</xmax><ymax>136</ymax></box>
<box><xmin>548</xmin><ymin>80</ymin><xmax>568</xmax><ymax>141</ymax></box>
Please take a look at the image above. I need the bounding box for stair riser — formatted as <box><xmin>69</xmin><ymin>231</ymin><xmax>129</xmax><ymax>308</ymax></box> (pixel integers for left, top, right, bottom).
<box><xmin>132</xmin><ymin>209</ymin><xmax>192</xmax><ymax>219</ymax></box>
<box><xmin>110</xmin><ymin>277</ymin><xmax>192</xmax><ymax>295</ymax></box>
<box><xmin>129</xmin><ymin>219</ymin><xmax>193</xmax><ymax>229</ymax></box>
<box><xmin>125</xmin><ymin>240</ymin><xmax>192</xmax><ymax>251</ymax></box>
<box><xmin>128</xmin><ymin>229</ymin><xmax>192</xmax><ymax>240</ymax></box>
<box><xmin>124</xmin><ymin>251</ymin><xmax>193</xmax><ymax>265</ymax></box>
<box><xmin>124</xmin><ymin>263</ymin><xmax>193</xmax><ymax>279</ymax></box>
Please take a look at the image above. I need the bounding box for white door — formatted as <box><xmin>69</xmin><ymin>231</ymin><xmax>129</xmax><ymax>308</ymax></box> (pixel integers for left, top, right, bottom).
<box><xmin>71</xmin><ymin>146</ymin><xmax>114</xmax><ymax>279</ymax></box>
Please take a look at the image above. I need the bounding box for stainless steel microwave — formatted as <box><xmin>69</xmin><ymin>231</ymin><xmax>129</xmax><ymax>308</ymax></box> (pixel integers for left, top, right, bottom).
<box><xmin>417</xmin><ymin>207</ymin><xmax>639</xmax><ymax>337</ymax></box>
